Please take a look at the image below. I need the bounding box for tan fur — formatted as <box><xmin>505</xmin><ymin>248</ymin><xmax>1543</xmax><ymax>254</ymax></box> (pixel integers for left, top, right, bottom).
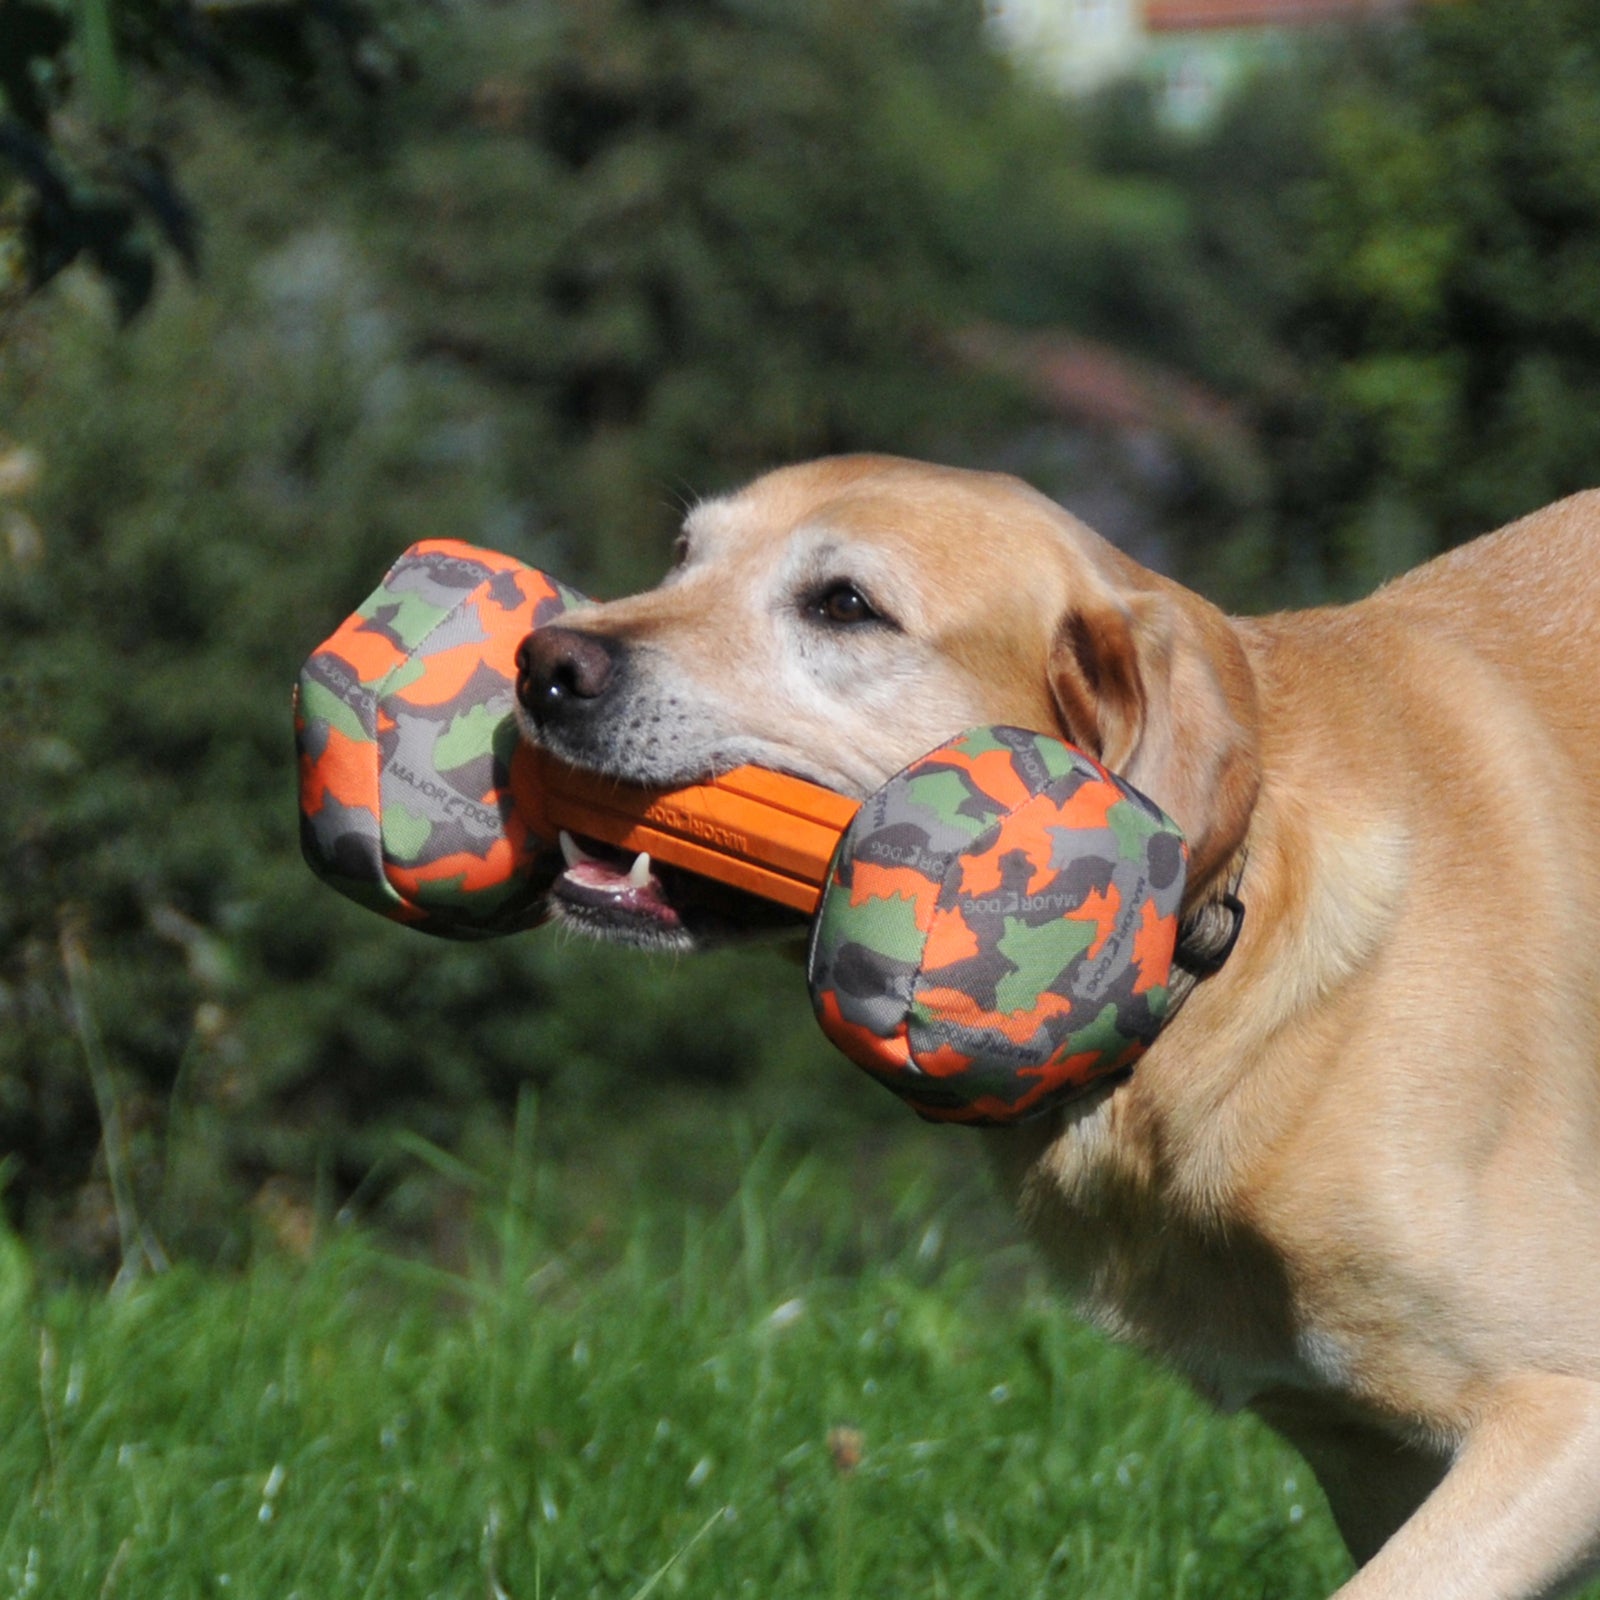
<box><xmin>544</xmin><ymin>456</ymin><xmax>1600</xmax><ymax>1598</ymax></box>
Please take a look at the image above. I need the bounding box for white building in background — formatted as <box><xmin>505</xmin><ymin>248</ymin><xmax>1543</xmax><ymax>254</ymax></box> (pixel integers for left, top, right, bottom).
<box><xmin>987</xmin><ymin>0</ymin><xmax>1431</xmax><ymax>127</ymax></box>
<box><xmin>984</xmin><ymin>0</ymin><xmax>1145</xmax><ymax>97</ymax></box>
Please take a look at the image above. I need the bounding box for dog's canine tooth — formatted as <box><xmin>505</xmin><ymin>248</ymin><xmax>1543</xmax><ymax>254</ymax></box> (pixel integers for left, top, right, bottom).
<box><xmin>627</xmin><ymin>851</ymin><xmax>653</xmax><ymax>889</ymax></box>
<box><xmin>558</xmin><ymin>829</ymin><xmax>591</xmax><ymax>870</ymax></box>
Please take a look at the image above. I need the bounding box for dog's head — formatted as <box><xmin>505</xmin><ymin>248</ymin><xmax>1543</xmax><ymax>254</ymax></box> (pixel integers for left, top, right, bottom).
<box><xmin>518</xmin><ymin>455</ymin><xmax>1260</xmax><ymax>950</ymax></box>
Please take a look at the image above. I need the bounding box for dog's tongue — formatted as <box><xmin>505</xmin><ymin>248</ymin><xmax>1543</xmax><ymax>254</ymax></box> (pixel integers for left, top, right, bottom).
<box><xmin>555</xmin><ymin>831</ymin><xmax>682</xmax><ymax>926</ymax></box>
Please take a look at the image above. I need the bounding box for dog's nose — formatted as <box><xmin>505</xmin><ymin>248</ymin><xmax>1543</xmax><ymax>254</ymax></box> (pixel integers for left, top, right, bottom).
<box><xmin>516</xmin><ymin>626</ymin><xmax>619</xmax><ymax>721</ymax></box>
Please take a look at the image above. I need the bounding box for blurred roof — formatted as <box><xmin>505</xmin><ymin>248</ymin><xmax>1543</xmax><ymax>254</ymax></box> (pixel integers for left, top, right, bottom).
<box><xmin>950</xmin><ymin>322</ymin><xmax>1247</xmax><ymax>454</ymax></box>
<box><xmin>1145</xmin><ymin>0</ymin><xmax>1413</xmax><ymax>28</ymax></box>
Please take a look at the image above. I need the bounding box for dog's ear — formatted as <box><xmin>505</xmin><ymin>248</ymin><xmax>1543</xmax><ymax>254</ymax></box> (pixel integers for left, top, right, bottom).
<box><xmin>1049</xmin><ymin>576</ymin><xmax>1260</xmax><ymax>897</ymax></box>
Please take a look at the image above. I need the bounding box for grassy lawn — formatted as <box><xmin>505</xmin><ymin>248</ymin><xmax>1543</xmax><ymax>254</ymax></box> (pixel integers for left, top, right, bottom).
<box><xmin>1</xmin><ymin>1134</ymin><xmax>1355</xmax><ymax>1600</ymax></box>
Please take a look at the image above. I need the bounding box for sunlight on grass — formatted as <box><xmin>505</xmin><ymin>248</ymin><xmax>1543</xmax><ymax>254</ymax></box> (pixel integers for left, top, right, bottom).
<box><xmin>0</xmin><ymin>1140</ymin><xmax>1356</xmax><ymax>1599</ymax></box>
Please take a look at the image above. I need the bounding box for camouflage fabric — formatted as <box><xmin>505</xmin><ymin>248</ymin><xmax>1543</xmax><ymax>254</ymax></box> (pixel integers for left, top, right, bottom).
<box><xmin>296</xmin><ymin>540</ymin><xmax>586</xmax><ymax>938</ymax></box>
<box><xmin>807</xmin><ymin>726</ymin><xmax>1188</xmax><ymax>1125</ymax></box>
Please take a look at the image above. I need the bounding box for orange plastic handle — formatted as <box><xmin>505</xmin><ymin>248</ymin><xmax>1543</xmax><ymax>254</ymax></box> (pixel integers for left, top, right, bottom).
<box><xmin>524</xmin><ymin>750</ymin><xmax>861</xmax><ymax>915</ymax></box>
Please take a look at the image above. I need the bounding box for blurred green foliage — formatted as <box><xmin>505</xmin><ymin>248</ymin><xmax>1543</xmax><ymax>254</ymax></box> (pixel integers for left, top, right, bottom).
<box><xmin>8</xmin><ymin>0</ymin><xmax>1600</xmax><ymax>1269</ymax></box>
<box><xmin>0</xmin><ymin>0</ymin><xmax>413</xmax><ymax>323</ymax></box>
<box><xmin>0</xmin><ymin>1149</ymin><xmax>1351</xmax><ymax>1597</ymax></box>
<box><xmin>0</xmin><ymin>0</ymin><xmax>1060</xmax><ymax>1268</ymax></box>
<box><xmin>1032</xmin><ymin>0</ymin><xmax>1600</xmax><ymax>602</ymax></box>
<box><xmin>1189</xmin><ymin>0</ymin><xmax>1600</xmax><ymax>596</ymax></box>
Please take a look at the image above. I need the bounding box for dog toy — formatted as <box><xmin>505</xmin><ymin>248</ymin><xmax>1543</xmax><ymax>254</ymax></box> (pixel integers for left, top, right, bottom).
<box><xmin>297</xmin><ymin>544</ymin><xmax>1197</xmax><ymax>1124</ymax></box>
<box><xmin>524</xmin><ymin>755</ymin><xmax>857</xmax><ymax>915</ymax></box>
<box><xmin>805</xmin><ymin>725</ymin><xmax>1187</xmax><ymax>1124</ymax></box>
<box><xmin>295</xmin><ymin>540</ymin><xmax>859</xmax><ymax>933</ymax></box>
<box><xmin>295</xmin><ymin>540</ymin><xmax>582</xmax><ymax>937</ymax></box>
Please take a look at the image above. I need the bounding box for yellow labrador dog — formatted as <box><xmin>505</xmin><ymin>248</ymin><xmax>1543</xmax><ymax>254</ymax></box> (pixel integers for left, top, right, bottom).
<box><xmin>517</xmin><ymin>454</ymin><xmax>1600</xmax><ymax>1599</ymax></box>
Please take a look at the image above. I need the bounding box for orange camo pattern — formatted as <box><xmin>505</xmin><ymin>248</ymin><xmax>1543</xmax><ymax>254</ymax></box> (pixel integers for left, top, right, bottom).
<box><xmin>845</xmin><ymin>859</ymin><xmax>944</xmax><ymax>929</ymax></box>
<box><xmin>807</xmin><ymin>725</ymin><xmax>1189</xmax><ymax>1126</ymax></box>
<box><xmin>297</xmin><ymin>540</ymin><xmax>583</xmax><ymax>937</ymax></box>
<box><xmin>1068</xmin><ymin>883</ymin><xmax>1121</xmax><ymax>961</ymax></box>
<box><xmin>299</xmin><ymin>724</ymin><xmax>379</xmax><ymax>818</ymax></box>
<box><xmin>918</xmin><ymin>904</ymin><xmax>982</xmax><ymax>969</ymax></box>
<box><xmin>1132</xmin><ymin>897</ymin><xmax>1178</xmax><ymax>995</ymax></box>
<box><xmin>913</xmin><ymin>981</ymin><xmax>1078</xmax><ymax>1054</ymax></box>
<box><xmin>385</xmin><ymin>826</ymin><xmax>536</xmax><ymax>903</ymax></box>
<box><xmin>814</xmin><ymin>987</ymin><xmax>915</xmax><ymax>1076</ymax></box>
<box><xmin>319</xmin><ymin>623</ymin><xmax>407</xmax><ymax>684</ymax></box>
<box><xmin>952</xmin><ymin>743</ymin><xmax>1039</xmax><ymax>813</ymax></box>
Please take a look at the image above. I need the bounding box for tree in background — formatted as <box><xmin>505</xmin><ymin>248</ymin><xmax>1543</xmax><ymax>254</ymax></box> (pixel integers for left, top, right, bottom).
<box><xmin>362</xmin><ymin>0</ymin><xmax>1088</xmax><ymax>587</ymax></box>
<box><xmin>0</xmin><ymin>0</ymin><xmax>1081</xmax><ymax>1268</ymax></box>
<box><xmin>0</xmin><ymin>0</ymin><xmax>416</xmax><ymax>326</ymax></box>
<box><xmin>1209</xmin><ymin>0</ymin><xmax>1600</xmax><ymax>597</ymax></box>
<box><xmin>11</xmin><ymin>0</ymin><xmax>1600</xmax><ymax>1270</ymax></box>
<box><xmin>1038</xmin><ymin>0</ymin><xmax>1600</xmax><ymax>604</ymax></box>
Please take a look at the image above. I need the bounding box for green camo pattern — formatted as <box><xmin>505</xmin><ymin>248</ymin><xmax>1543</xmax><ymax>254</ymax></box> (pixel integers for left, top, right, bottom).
<box><xmin>296</xmin><ymin>540</ymin><xmax>584</xmax><ymax>937</ymax></box>
<box><xmin>807</xmin><ymin>726</ymin><xmax>1187</xmax><ymax>1125</ymax></box>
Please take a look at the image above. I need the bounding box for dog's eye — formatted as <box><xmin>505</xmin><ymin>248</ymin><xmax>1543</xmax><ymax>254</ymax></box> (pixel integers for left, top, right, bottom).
<box><xmin>671</xmin><ymin>533</ymin><xmax>691</xmax><ymax>568</ymax></box>
<box><xmin>810</xmin><ymin>582</ymin><xmax>882</xmax><ymax>627</ymax></box>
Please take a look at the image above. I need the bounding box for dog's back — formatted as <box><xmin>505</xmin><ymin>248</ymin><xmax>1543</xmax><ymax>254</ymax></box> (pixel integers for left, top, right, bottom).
<box><xmin>1377</xmin><ymin>490</ymin><xmax>1600</xmax><ymax>736</ymax></box>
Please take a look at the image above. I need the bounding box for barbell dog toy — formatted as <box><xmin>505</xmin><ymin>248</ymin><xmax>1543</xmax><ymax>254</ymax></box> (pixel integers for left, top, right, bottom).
<box><xmin>296</xmin><ymin>541</ymin><xmax>1200</xmax><ymax>1124</ymax></box>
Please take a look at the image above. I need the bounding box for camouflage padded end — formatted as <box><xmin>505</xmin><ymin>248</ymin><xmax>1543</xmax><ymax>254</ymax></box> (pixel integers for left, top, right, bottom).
<box><xmin>806</xmin><ymin>726</ymin><xmax>1188</xmax><ymax>1125</ymax></box>
<box><xmin>295</xmin><ymin>540</ymin><xmax>586</xmax><ymax>937</ymax></box>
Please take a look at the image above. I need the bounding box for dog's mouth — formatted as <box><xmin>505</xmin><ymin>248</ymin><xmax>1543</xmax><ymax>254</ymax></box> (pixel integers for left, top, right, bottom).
<box><xmin>547</xmin><ymin>827</ymin><xmax>807</xmax><ymax>953</ymax></box>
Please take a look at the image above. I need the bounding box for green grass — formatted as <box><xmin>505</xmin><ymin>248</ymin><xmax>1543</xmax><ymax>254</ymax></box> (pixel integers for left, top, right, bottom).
<box><xmin>1</xmin><ymin>1138</ymin><xmax>1353</xmax><ymax>1599</ymax></box>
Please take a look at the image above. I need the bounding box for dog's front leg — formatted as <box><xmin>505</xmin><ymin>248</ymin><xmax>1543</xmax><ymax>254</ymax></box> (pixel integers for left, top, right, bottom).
<box><xmin>1332</xmin><ymin>1374</ymin><xmax>1600</xmax><ymax>1600</ymax></box>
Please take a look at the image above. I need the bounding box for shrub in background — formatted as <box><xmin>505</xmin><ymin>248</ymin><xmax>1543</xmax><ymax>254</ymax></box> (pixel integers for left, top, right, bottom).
<box><xmin>0</xmin><ymin>0</ymin><xmax>1055</xmax><ymax>1266</ymax></box>
<box><xmin>14</xmin><ymin>0</ymin><xmax>1600</xmax><ymax>1268</ymax></box>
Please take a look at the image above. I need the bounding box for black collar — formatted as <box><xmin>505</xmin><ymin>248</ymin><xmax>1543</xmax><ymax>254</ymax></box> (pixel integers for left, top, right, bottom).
<box><xmin>1164</xmin><ymin>848</ymin><xmax>1248</xmax><ymax>1021</ymax></box>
